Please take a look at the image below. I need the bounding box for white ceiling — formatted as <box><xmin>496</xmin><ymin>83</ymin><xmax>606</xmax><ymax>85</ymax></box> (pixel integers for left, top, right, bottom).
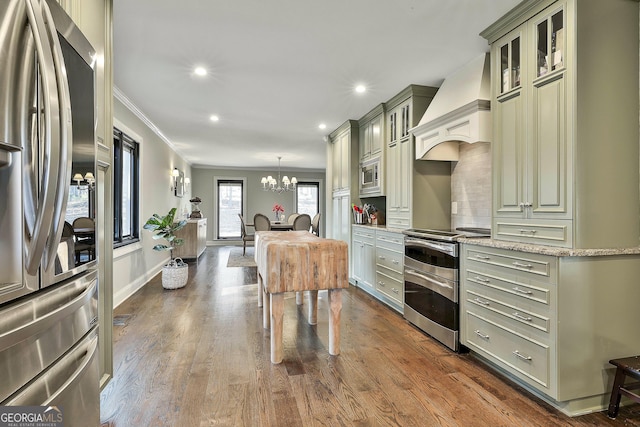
<box><xmin>113</xmin><ymin>0</ymin><xmax>520</xmax><ymax>170</ymax></box>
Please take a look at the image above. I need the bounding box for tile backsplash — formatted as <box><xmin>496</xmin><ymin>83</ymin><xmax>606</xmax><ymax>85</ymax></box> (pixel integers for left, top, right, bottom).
<box><xmin>451</xmin><ymin>142</ymin><xmax>491</xmax><ymax>230</ymax></box>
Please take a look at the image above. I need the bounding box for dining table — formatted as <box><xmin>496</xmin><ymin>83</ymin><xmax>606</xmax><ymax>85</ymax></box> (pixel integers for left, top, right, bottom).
<box><xmin>254</xmin><ymin>230</ymin><xmax>348</xmax><ymax>364</ymax></box>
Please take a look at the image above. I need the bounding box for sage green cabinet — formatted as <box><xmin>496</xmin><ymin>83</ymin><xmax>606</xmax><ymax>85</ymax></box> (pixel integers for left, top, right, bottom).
<box><xmin>351</xmin><ymin>226</ymin><xmax>376</xmax><ymax>290</ymax></box>
<box><xmin>385</xmin><ymin>86</ymin><xmax>438</xmax><ymax>229</ymax></box>
<box><xmin>327</xmin><ymin>120</ymin><xmax>359</xmax><ymax>269</ymax></box>
<box><xmin>358</xmin><ymin>104</ymin><xmax>384</xmax><ymax>162</ymax></box>
<box><xmin>330</xmin><ymin>123</ymin><xmax>357</xmax><ymax>193</ymax></box>
<box><xmin>460</xmin><ymin>241</ymin><xmax>640</xmax><ymax>416</ymax></box>
<box><xmin>484</xmin><ymin>0</ymin><xmax>639</xmax><ymax>249</ymax></box>
<box><xmin>350</xmin><ymin>227</ymin><xmax>404</xmax><ymax>313</ymax></box>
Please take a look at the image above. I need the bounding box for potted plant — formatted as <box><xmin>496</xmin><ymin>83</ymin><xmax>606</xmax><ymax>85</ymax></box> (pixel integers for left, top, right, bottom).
<box><xmin>143</xmin><ymin>207</ymin><xmax>189</xmax><ymax>289</ymax></box>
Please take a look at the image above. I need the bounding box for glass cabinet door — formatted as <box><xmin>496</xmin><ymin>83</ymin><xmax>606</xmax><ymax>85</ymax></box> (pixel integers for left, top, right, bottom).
<box><xmin>499</xmin><ymin>35</ymin><xmax>521</xmax><ymax>94</ymax></box>
<box><xmin>536</xmin><ymin>8</ymin><xmax>564</xmax><ymax>77</ymax></box>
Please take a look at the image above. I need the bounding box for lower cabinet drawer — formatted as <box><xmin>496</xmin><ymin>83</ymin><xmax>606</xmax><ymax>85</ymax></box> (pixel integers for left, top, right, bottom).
<box><xmin>376</xmin><ymin>246</ymin><xmax>403</xmax><ymax>273</ymax></box>
<box><xmin>493</xmin><ymin>219</ymin><xmax>572</xmax><ymax>248</ymax></box>
<box><xmin>466</xmin><ymin>289</ymin><xmax>550</xmax><ymax>334</ymax></box>
<box><xmin>375</xmin><ymin>271</ymin><xmax>403</xmax><ymax>303</ymax></box>
<box><xmin>464</xmin><ymin>310</ymin><xmax>550</xmax><ymax>391</ymax></box>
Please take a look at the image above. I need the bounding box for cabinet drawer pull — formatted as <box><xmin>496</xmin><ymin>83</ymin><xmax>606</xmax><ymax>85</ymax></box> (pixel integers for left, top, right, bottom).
<box><xmin>475</xmin><ymin>255</ymin><xmax>491</xmax><ymax>261</ymax></box>
<box><xmin>378</xmin><ymin>255</ymin><xmax>386</xmax><ymax>260</ymax></box>
<box><xmin>513</xmin><ymin>350</ymin><xmax>532</xmax><ymax>361</ymax></box>
<box><xmin>512</xmin><ymin>262</ymin><xmax>533</xmax><ymax>269</ymax></box>
<box><xmin>392</xmin><ymin>259</ymin><xmax>399</xmax><ymax>265</ymax></box>
<box><xmin>378</xmin><ymin>281</ymin><xmax>386</xmax><ymax>287</ymax></box>
<box><xmin>512</xmin><ymin>287</ymin><xmax>533</xmax><ymax>295</ymax></box>
<box><xmin>392</xmin><ymin>288</ymin><xmax>399</xmax><ymax>294</ymax></box>
<box><xmin>519</xmin><ymin>229</ymin><xmax>537</xmax><ymax>234</ymax></box>
<box><xmin>475</xmin><ymin>276</ymin><xmax>490</xmax><ymax>283</ymax></box>
<box><xmin>474</xmin><ymin>330</ymin><xmax>490</xmax><ymax>340</ymax></box>
<box><xmin>513</xmin><ymin>312</ymin><xmax>532</xmax><ymax>322</ymax></box>
<box><xmin>473</xmin><ymin>297</ymin><xmax>490</xmax><ymax>306</ymax></box>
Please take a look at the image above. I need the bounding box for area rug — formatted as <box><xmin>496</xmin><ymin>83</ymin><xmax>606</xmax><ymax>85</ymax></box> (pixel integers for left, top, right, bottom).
<box><xmin>226</xmin><ymin>247</ymin><xmax>257</xmax><ymax>268</ymax></box>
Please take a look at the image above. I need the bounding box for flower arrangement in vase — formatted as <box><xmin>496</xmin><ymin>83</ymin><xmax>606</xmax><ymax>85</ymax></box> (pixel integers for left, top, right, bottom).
<box><xmin>272</xmin><ymin>203</ymin><xmax>285</xmax><ymax>221</ymax></box>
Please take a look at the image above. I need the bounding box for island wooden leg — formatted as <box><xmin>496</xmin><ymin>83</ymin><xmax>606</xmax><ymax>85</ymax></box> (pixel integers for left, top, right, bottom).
<box><xmin>328</xmin><ymin>289</ymin><xmax>342</xmax><ymax>356</ymax></box>
<box><xmin>307</xmin><ymin>290</ymin><xmax>318</xmax><ymax>325</ymax></box>
<box><xmin>257</xmin><ymin>274</ymin><xmax>263</xmax><ymax>308</ymax></box>
<box><xmin>263</xmin><ymin>286</ymin><xmax>270</xmax><ymax>329</ymax></box>
<box><xmin>270</xmin><ymin>293</ymin><xmax>284</xmax><ymax>364</ymax></box>
<box><xmin>295</xmin><ymin>291</ymin><xmax>303</xmax><ymax>305</ymax></box>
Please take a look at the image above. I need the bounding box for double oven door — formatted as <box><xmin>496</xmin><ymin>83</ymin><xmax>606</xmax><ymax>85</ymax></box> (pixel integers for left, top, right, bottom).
<box><xmin>403</xmin><ymin>237</ymin><xmax>460</xmax><ymax>351</ymax></box>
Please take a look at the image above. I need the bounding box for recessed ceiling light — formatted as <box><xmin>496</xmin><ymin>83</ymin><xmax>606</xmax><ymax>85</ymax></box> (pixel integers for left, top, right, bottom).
<box><xmin>318</xmin><ymin>123</ymin><xmax>327</xmax><ymax>130</ymax></box>
<box><xmin>194</xmin><ymin>66</ymin><xmax>207</xmax><ymax>76</ymax></box>
<box><xmin>355</xmin><ymin>84</ymin><xmax>366</xmax><ymax>94</ymax></box>
<box><xmin>209</xmin><ymin>115</ymin><xmax>219</xmax><ymax>122</ymax></box>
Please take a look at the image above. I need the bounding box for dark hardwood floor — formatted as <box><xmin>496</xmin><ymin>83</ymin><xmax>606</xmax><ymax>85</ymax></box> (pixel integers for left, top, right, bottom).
<box><xmin>100</xmin><ymin>246</ymin><xmax>640</xmax><ymax>426</ymax></box>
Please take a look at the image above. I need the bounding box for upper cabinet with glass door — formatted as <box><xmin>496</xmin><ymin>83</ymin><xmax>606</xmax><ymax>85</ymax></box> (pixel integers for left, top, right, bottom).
<box><xmin>499</xmin><ymin>33</ymin><xmax>521</xmax><ymax>94</ymax></box>
<box><xmin>484</xmin><ymin>0</ymin><xmax>640</xmax><ymax>250</ymax></box>
<box><xmin>535</xmin><ymin>9</ymin><xmax>564</xmax><ymax>78</ymax></box>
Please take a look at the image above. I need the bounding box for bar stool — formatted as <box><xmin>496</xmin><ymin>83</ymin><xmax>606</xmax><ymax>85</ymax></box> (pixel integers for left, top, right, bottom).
<box><xmin>607</xmin><ymin>355</ymin><xmax>640</xmax><ymax>418</ymax></box>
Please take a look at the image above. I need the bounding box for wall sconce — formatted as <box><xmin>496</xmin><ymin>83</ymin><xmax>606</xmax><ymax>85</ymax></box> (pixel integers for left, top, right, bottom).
<box><xmin>73</xmin><ymin>172</ymin><xmax>95</xmax><ymax>190</ymax></box>
<box><xmin>171</xmin><ymin>168</ymin><xmax>180</xmax><ymax>192</ymax></box>
<box><xmin>184</xmin><ymin>177</ymin><xmax>190</xmax><ymax>189</ymax></box>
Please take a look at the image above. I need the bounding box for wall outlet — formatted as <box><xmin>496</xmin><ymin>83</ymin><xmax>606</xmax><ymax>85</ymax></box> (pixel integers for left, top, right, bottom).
<box><xmin>451</xmin><ymin>201</ymin><xmax>458</xmax><ymax>215</ymax></box>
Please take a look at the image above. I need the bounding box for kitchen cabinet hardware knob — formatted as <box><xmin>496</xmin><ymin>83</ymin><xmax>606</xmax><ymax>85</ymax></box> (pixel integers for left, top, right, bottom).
<box><xmin>475</xmin><ymin>276</ymin><xmax>490</xmax><ymax>283</ymax></box>
<box><xmin>513</xmin><ymin>312</ymin><xmax>532</xmax><ymax>322</ymax></box>
<box><xmin>512</xmin><ymin>287</ymin><xmax>533</xmax><ymax>295</ymax></box>
<box><xmin>513</xmin><ymin>262</ymin><xmax>533</xmax><ymax>269</ymax></box>
<box><xmin>474</xmin><ymin>298</ymin><xmax>490</xmax><ymax>306</ymax></box>
<box><xmin>513</xmin><ymin>350</ymin><xmax>532</xmax><ymax>361</ymax></box>
<box><xmin>474</xmin><ymin>330</ymin><xmax>490</xmax><ymax>340</ymax></box>
<box><xmin>475</xmin><ymin>255</ymin><xmax>491</xmax><ymax>260</ymax></box>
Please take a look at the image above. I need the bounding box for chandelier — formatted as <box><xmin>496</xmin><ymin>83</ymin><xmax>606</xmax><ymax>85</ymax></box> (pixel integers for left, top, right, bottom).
<box><xmin>260</xmin><ymin>156</ymin><xmax>297</xmax><ymax>193</ymax></box>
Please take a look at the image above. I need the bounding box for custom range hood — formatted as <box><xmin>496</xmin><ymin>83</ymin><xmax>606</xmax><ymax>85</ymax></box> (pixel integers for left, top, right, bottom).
<box><xmin>412</xmin><ymin>53</ymin><xmax>491</xmax><ymax>161</ymax></box>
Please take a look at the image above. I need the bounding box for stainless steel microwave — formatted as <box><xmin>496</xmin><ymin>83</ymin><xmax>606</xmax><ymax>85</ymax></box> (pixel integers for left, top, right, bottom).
<box><xmin>360</xmin><ymin>156</ymin><xmax>381</xmax><ymax>196</ymax></box>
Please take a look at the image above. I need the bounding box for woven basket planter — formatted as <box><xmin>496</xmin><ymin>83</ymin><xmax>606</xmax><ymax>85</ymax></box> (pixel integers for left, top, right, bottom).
<box><xmin>162</xmin><ymin>258</ymin><xmax>188</xmax><ymax>289</ymax></box>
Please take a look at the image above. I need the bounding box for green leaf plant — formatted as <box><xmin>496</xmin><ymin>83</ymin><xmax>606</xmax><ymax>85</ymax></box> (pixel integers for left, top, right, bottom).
<box><xmin>143</xmin><ymin>207</ymin><xmax>187</xmax><ymax>260</ymax></box>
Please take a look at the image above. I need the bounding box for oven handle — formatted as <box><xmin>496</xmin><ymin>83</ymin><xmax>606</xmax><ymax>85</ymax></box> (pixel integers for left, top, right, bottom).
<box><xmin>405</xmin><ymin>268</ymin><xmax>457</xmax><ymax>302</ymax></box>
<box><xmin>404</xmin><ymin>238</ymin><xmax>456</xmax><ymax>256</ymax></box>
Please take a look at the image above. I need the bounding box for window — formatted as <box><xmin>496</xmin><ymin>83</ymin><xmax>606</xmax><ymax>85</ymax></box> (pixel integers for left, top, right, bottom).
<box><xmin>113</xmin><ymin>128</ymin><xmax>140</xmax><ymax>247</ymax></box>
<box><xmin>217</xmin><ymin>179</ymin><xmax>243</xmax><ymax>239</ymax></box>
<box><xmin>296</xmin><ymin>181</ymin><xmax>320</xmax><ymax>217</ymax></box>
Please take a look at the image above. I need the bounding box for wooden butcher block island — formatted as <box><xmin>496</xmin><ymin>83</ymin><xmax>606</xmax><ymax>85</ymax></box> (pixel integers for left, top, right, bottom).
<box><xmin>254</xmin><ymin>231</ymin><xmax>349</xmax><ymax>364</ymax></box>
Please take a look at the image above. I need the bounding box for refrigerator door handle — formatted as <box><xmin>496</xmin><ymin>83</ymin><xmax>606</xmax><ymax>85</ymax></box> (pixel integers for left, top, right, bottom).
<box><xmin>44</xmin><ymin>332</ymin><xmax>98</xmax><ymax>404</ymax></box>
<box><xmin>23</xmin><ymin>0</ymin><xmax>63</xmax><ymax>275</ymax></box>
<box><xmin>0</xmin><ymin>271</ymin><xmax>96</xmax><ymax>350</ymax></box>
<box><xmin>40</xmin><ymin>0</ymin><xmax>73</xmax><ymax>272</ymax></box>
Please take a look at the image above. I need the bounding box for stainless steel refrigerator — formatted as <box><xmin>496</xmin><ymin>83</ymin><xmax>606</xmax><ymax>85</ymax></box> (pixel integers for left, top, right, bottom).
<box><xmin>0</xmin><ymin>0</ymin><xmax>99</xmax><ymax>424</ymax></box>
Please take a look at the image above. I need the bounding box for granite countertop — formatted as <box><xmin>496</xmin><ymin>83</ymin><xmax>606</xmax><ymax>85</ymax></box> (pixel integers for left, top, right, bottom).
<box><xmin>352</xmin><ymin>223</ymin><xmax>406</xmax><ymax>234</ymax></box>
<box><xmin>458</xmin><ymin>236</ymin><xmax>640</xmax><ymax>257</ymax></box>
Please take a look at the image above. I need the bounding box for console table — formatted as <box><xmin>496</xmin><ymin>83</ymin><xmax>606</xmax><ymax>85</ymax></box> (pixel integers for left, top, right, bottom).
<box><xmin>254</xmin><ymin>231</ymin><xmax>348</xmax><ymax>364</ymax></box>
<box><xmin>173</xmin><ymin>218</ymin><xmax>207</xmax><ymax>260</ymax></box>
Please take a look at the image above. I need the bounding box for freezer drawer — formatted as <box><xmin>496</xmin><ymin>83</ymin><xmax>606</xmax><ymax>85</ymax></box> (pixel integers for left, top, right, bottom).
<box><xmin>0</xmin><ymin>270</ymin><xmax>97</xmax><ymax>402</ymax></box>
<box><xmin>4</xmin><ymin>327</ymin><xmax>99</xmax><ymax>427</ymax></box>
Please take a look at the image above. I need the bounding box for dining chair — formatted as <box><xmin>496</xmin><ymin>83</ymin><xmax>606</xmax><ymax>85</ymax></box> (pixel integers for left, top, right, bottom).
<box><xmin>238</xmin><ymin>214</ymin><xmax>255</xmax><ymax>255</ymax></box>
<box><xmin>292</xmin><ymin>213</ymin><xmax>311</xmax><ymax>232</ymax></box>
<box><xmin>72</xmin><ymin>217</ymin><xmax>95</xmax><ymax>262</ymax></box>
<box><xmin>287</xmin><ymin>213</ymin><xmax>300</xmax><ymax>224</ymax></box>
<box><xmin>253</xmin><ymin>213</ymin><xmax>272</xmax><ymax>232</ymax></box>
<box><xmin>311</xmin><ymin>212</ymin><xmax>321</xmax><ymax>236</ymax></box>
